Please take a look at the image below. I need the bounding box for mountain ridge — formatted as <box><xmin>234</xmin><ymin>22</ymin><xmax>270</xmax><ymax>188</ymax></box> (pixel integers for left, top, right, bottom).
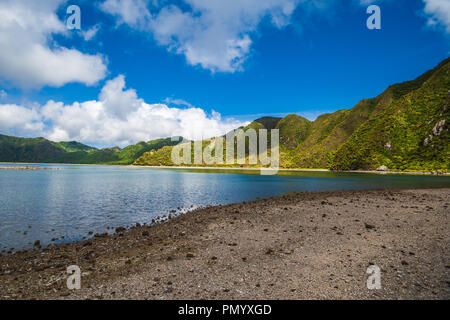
<box><xmin>0</xmin><ymin>134</ymin><xmax>179</xmax><ymax>165</ymax></box>
<box><xmin>1</xmin><ymin>58</ymin><xmax>449</xmax><ymax>171</ymax></box>
<box><xmin>135</xmin><ymin>57</ymin><xmax>449</xmax><ymax>171</ymax></box>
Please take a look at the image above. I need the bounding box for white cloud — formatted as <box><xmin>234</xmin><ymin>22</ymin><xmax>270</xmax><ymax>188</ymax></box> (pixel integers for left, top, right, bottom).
<box><xmin>100</xmin><ymin>0</ymin><xmax>151</xmax><ymax>27</ymax></box>
<box><xmin>0</xmin><ymin>90</ymin><xmax>6</xmax><ymax>99</ymax></box>
<box><xmin>163</xmin><ymin>98</ymin><xmax>195</xmax><ymax>108</ymax></box>
<box><xmin>0</xmin><ymin>104</ymin><xmax>44</xmax><ymax>135</ymax></box>
<box><xmin>0</xmin><ymin>0</ymin><xmax>107</xmax><ymax>88</ymax></box>
<box><xmin>99</xmin><ymin>75</ymin><xmax>142</xmax><ymax>118</ymax></box>
<box><xmin>101</xmin><ymin>0</ymin><xmax>302</xmax><ymax>73</ymax></box>
<box><xmin>0</xmin><ymin>75</ymin><xmax>247</xmax><ymax>146</ymax></box>
<box><xmin>423</xmin><ymin>0</ymin><xmax>450</xmax><ymax>33</ymax></box>
<box><xmin>82</xmin><ymin>24</ymin><xmax>101</xmax><ymax>41</ymax></box>
<box><xmin>99</xmin><ymin>0</ymin><xmax>450</xmax><ymax>74</ymax></box>
<box><xmin>359</xmin><ymin>0</ymin><xmax>378</xmax><ymax>5</ymax></box>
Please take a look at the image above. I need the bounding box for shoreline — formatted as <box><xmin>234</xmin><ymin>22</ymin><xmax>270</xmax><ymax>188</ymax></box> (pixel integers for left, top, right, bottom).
<box><xmin>1</xmin><ymin>162</ymin><xmax>448</xmax><ymax>175</ymax></box>
<box><xmin>132</xmin><ymin>165</ymin><xmax>450</xmax><ymax>176</ymax></box>
<box><xmin>1</xmin><ymin>188</ymin><xmax>448</xmax><ymax>300</ymax></box>
<box><xmin>0</xmin><ymin>162</ymin><xmax>117</xmax><ymax>167</ymax></box>
<box><xmin>0</xmin><ymin>166</ymin><xmax>55</xmax><ymax>170</ymax></box>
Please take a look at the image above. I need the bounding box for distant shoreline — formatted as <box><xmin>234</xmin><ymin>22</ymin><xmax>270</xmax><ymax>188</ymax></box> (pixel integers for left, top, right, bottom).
<box><xmin>0</xmin><ymin>162</ymin><xmax>448</xmax><ymax>175</ymax></box>
<box><xmin>130</xmin><ymin>165</ymin><xmax>450</xmax><ymax>176</ymax></box>
<box><xmin>0</xmin><ymin>166</ymin><xmax>55</xmax><ymax>171</ymax></box>
<box><xmin>0</xmin><ymin>162</ymin><xmax>109</xmax><ymax>166</ymax></box>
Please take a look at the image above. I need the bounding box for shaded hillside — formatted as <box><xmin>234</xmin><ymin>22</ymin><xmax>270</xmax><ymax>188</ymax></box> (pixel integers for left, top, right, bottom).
<box><xmin>0</xmin><ymin>135</ymin><xmax>67</xmax><ymax>163</ymax></box>
<box><xmin>0</xmin><ymin>135</ymin><xmax>178</xmax><ymax>165</ymax></box>
<box><xmin>254</xmin><ymin>117</ymin><xmax>282</xmax><ymax>130</ymax></box>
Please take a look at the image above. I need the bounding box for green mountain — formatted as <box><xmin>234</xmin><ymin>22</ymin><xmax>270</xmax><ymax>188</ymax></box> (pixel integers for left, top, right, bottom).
<box><xmin>254</xmin><ymin>117</ymin><xmax>282</xmax><ymax>130</ymax></box>
<box><xmin>331</xmin><ymin>58</ymin><xmax>449</xmax><ymax>171</ymax></box>
<box><xmin>0</xmin><ymin>135</ymin><xmax>178</xmax><ymax>165</ymax></box>
<box><xmin>134</xmin><ymin>58</ymin><xmax>449</xmax><ymax>172</ymax></box>
<box><xmin>1</xmin><ymin>58</ymin><xmax>448</xmax><ymax>171</ymax></box>
<box><xmin>56</xmin><ymin>141</ymin><xmax>98</xmax><ymax>153</ymax></box>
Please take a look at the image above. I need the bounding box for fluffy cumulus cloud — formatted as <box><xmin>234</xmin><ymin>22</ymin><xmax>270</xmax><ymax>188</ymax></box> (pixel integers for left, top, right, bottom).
<box><xmin>100</xmin><ymin>0</ymin><xmax>450</xmax><ymax>74</ymax></box>
<box><xmin>0</xmin><ymin>104</ymin><xmax>44</xmax><ymax>135</ymax></box>
<box><xmin>423</xmin><ymin>0</ymin><xmax>450</xmax><ymax>33</ymax></box>
<box><xmin>0</xmin><ymin>75</ymin><xmax>247</xmax><ymax>146</ymax></box>
<box><xmin>101</xmin><ymin>0</ymin><xmax>303</xmax><ymax>73</ymax></box>
<box><xmin>0</xmin><ymin>0</ymin><xmax>107</xmax><ymax>88</ymax></box>
<box><xmin>82</xmin><ymin>24</ymin><xmax>101</xmax><ymax>41</ymax></box>
<box><xmin>100</xmin><ymin>0</ymin><xmax>151</xmax><ymax>27</ymax></box>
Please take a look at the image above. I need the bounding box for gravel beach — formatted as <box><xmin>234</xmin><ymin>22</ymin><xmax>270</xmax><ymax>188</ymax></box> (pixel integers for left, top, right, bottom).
<box><xmin>0</xmin><ymin>188</ymin><xmax>448</xmax><ymax>300</ymax></box>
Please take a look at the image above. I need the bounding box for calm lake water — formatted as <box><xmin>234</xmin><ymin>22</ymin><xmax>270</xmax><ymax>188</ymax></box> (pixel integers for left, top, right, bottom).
<box><xmin>1</xmin><ymin>164</ymin><xmax>449</xmax><ymax>252</ymax></box>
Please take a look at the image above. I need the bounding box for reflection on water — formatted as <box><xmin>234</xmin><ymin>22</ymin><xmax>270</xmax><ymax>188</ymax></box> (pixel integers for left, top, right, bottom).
<box><xmin>1</xmin><ymin>164</ymin><xmax>449</xmax><ymax>251</ymax></box>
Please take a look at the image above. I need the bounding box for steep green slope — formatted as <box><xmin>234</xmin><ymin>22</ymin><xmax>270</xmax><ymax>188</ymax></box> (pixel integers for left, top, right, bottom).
<box><xmin>277</xmin><ymin>114</ymin><xmax>311</xmax><ymax>149</ymax></box>
<box><xmin>286</xmin><ymin>96</ymin><xmax>383</xmax><ymax>168</ymax></box>
<box><xmin>331</xmin><ymin>58</ymin><xmax>450</xmax><ymax>171</ymax></box>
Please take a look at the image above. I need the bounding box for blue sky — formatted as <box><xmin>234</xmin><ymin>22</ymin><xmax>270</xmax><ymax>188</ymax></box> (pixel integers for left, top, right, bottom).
<box><xmin>0</xmin><ymin>0</ymin><xmax>449</xmax><ymax>147</ymax></box>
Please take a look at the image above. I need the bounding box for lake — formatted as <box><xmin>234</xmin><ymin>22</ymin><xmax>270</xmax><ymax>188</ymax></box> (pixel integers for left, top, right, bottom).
<box><xmin>1</xmin><ymin>164</ymin><xmax>449</xmax><ymax>252</ymax></box>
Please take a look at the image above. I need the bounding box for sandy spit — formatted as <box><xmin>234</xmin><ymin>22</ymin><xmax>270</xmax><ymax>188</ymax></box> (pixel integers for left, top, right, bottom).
<box><xmin>0</xmin><ymin>166</ymin><xmax>54</xmax><ymax>170</ymax></box>
<box><xmin>0</xmin><ymin>189</ymin><xmax>448</xmax><ymax>300</ymax></box>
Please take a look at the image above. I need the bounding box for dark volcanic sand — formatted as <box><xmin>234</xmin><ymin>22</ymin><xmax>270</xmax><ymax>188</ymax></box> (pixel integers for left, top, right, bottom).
<box><xmin>0</xmin><ymin>189</ymin><xmax>448</xmax><ymax>300</ymax></box>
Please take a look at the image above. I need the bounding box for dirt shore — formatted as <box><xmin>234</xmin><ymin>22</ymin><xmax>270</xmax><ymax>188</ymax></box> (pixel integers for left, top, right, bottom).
<box><xmin>0</xmin><ymin>189</ymin><xmax>448</xmax><ymax>300</ymax></box>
